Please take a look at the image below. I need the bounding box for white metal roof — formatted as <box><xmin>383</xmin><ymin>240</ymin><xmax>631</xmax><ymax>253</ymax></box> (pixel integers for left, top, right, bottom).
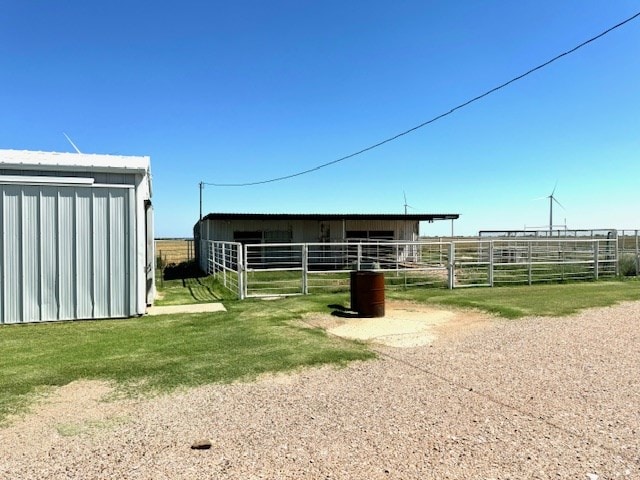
<box><xmin>0</xmin><ymin>149</ymin><xmax>150</xmax><ymax>174</ymax></box>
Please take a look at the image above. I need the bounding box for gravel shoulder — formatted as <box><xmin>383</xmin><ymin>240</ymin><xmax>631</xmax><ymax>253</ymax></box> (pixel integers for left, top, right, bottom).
<box><xmin>1</xmin><ymin>302</ymin><xmax>639</xmax><ymax>479</ymax></box>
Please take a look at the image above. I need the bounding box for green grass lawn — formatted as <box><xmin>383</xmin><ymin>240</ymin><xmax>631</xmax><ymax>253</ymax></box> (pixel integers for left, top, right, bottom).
<box><xmin>1</xmin><ymin>274</ymin><xmax>638</xmax><ymax>424</ymax></box>
<box><xmin>154</xmin><ymin>276</ymin><xmax>230</xmax><ymax>305</ymax></box>
<box><xmin>0</xmin><ymin>291</ymin><xmax>373</xmax><ymax>424</ymax></box>
<box><xmin>388</xmin><ymin>279</ymin><xmax>640</xmax><ymax>318</ymax></box>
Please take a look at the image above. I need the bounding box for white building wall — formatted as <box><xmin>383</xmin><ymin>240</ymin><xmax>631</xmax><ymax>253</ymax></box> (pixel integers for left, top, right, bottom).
<box><xmin>0</xmin><ymin>150</ymin><xmax>153</xmax><ymax>324</ymax></box>
<box><xmin>201</xmin><ymin>218</ymin><xmax>420</xmax><ymax>243</ymax></box>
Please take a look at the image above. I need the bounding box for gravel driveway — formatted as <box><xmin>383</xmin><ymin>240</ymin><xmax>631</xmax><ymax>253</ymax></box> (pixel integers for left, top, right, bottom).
<box><xmin>1</xmin><ymin>302</ymin><xmax>639</xmax><ymax>479</ymax></box>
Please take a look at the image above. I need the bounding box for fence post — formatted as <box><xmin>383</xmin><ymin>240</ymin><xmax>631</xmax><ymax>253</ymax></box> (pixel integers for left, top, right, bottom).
<box><xmin>302</xmin><ymin>244</ymin><xmax>308</xmax><ymax>295</ymax></box>
<box><xmin>214</xmin><ymin>242</ymin><xmax>220</xmax><ymax>278</ymax></box>
<box><xmin>636</xmin><ymin>230</ymin><xmax>639</xmax><ymax>276</ymax></box>
<box><xmin>395</xmin><ymin>244</ymin><xmax>399</xmax><ymax>276</ymax></box>
<box><xmin>357</xmin><ymin>244</ymin><xmax>362</xmax><ymax>271</ymax></box>
<box><xmin>237</xmin><ymin>243</ymin><xmax>244</xmax><ymax>300</ymax></box>
<box><xmin>614</xmin><ymin>234</ymin><xmax>619</xmax><ymax>277</ymax></box>
<box><xmin>528</xmin><ymin>242</ymin><xmax>532</xmax><ymax>285</ymax></box>
<box><xmin>244</xmin><ymin>244</ymin><xmax>249</xmax><ymax>299</ymax></box>
<box><xmin>448</xmin><ymin>242</ymin><xmax>455</xmax><ymax>289</ymax></box>
<box><xmin>593</xmin><ymin>240</ymin><xmax>599</xmax><ymax>280</ymax></box>
<box><xmin>488</xmin><ymin>241</ymin><xmax>494</xmax><ymax>287</ymax></box>
<box><xmin>222</xmin><ymin>243</ymin><xmax>227</xmax><ymax>287</ymax></box>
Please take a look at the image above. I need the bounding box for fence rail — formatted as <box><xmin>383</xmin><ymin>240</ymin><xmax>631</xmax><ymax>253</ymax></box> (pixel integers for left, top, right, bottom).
<box><xmin>200</xmin><ymin>237</ymin><xmax>622</xmax><ymax>299</ymax></box>
<box><xmin>200</xmin><ymin>240</ymin><xmax>244</xmax><ymax>299</ymax></box>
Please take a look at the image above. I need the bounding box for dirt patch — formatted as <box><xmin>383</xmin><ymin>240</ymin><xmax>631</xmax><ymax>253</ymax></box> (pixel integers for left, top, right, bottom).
<box><xmin>146</xmin><ymin>302</ymin><xmax>226</xmax><ymax>315</ymax></box>
<box><xmin>305</xmin><ymin>301</ymin><xmax>493</xmax><ymax>347</ymax></box>
<box><xmin>1</xmin><ymin>380</ymin><xmax>134</xmax><ymax>456</ymax></box>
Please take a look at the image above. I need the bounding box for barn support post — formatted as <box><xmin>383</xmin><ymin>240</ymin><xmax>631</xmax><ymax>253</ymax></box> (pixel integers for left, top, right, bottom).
<box><xmin>593</xmin><ymin>240</ymin><xmax>599</xmax><ymax>280</ymax></box>
<box><xmin>356</xmin><ymin>244</ymin><xmax>362</xmax><ymax>271</ymax></box>
<box><xmin>447</xmin><ymin>242</ymin><xmax>455</xmax><ymax>289</ymax></box>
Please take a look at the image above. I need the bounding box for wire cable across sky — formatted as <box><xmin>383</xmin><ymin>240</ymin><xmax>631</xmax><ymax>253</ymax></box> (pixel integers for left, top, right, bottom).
<box><xmin>205</xmin><ymin>10</ymin><xmax>640</xmax><ymax>188</ymax></box>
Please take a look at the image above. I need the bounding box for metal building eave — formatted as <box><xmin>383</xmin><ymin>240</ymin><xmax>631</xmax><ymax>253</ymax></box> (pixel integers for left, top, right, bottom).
<box><xmin>0</xmin><ymin>149</ymin><xmax>150</xmax><ymax>175</ymax></box>
<box><xmin>200</xmin><ymin>212</ymin><xmax>460</xmax><ymax>223</ymax></box>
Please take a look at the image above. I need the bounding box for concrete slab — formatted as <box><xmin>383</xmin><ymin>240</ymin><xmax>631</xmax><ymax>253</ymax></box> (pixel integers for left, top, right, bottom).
<box><xmin>146</xmin><ymin>303</ymin><xmax>226</xmax><ymax>316</ymax></box>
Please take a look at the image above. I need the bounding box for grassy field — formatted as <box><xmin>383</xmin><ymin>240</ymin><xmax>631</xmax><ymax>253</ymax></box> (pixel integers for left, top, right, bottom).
<box><xmin>1</xmin><ymin>276</ymin><xmax>638</xmax><ymax>424</ymax></box>
<box><xmin>155</xmin><ymin>239</ymin><xmax>195</xmax><ymax>265</ymax></box>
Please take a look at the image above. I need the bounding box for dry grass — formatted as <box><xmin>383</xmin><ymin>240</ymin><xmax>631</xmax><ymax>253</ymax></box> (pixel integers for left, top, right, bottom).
<box><xmin>155</xmin><ymin>239</ymin><xmax>195</xmax><ymax>265</ymax></box>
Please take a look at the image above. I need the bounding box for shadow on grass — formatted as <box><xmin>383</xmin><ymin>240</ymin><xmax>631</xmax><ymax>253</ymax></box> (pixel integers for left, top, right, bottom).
<box><xmin>328</xmin><ymin>303</ymin><xmax>361</xmax><ymax>318</ymax></box>
<box><xmin>158</xmin><ymin>261</ymin><xmax>223</xmax><ymax>304</ymax></box>
<box><xmin>163</xmin><ymin>261</ymin><xmax>206</xmax><ymax>281</ymax></box>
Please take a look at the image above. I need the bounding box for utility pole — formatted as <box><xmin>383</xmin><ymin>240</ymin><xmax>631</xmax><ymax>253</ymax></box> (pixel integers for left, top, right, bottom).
<box><xmin>199</xmin><ymin>181</ymin><xmax>204</xmax><ymax>221</ymax></box>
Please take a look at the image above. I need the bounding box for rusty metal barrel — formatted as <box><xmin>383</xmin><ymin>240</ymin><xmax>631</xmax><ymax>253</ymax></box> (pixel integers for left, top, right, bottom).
<box><xmin>350</xmin><ymin>271</ymin><xmax>385</xmax><ymax>317</ymax></box>
<box><xmin>350</xmin><ymin>271</ymin><xmax>362</xmax><ymax>313</ymax></box>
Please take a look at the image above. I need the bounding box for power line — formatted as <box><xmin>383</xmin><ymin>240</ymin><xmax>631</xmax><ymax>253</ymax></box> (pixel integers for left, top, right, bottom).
<box><xmin>204</xmin><ymin>10</ymin><xmax>640</xmax><ymax>188</ymax></box>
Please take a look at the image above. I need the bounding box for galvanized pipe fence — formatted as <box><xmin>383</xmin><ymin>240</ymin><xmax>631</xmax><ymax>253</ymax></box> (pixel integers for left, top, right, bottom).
<box><xmin>201</xmin><ymin>237</ymin><xmax>621</xmax><ymax>299</ymax></box>
<box><xmin>618</xmin><ymin>230</ymin><xmax>640</xmax><ymax>276</ymax></box>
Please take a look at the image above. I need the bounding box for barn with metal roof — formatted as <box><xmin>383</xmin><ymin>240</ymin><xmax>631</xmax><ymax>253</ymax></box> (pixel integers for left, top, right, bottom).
<box><xmin>196</xmin><ymin>212</ymin><xmax>459</xmax><ymax>245</ymax></box>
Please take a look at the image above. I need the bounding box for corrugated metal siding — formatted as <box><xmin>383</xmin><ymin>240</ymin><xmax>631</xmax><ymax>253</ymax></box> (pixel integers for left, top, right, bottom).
<box><xmin>22</xmin><ymin>187</ymin><xmax>40</xmax><ymax>321</ymax></box>
<box><xmin>41</xmin><ymin>187</ymin><xmax>58</xmax><ymax>321</ymax></box>
<box><xmin>75</xmin><ymin>189</ymin><xmax>93</xmax><ymax>319</ymax></box>
<box><xmin>109</xmin><ymin>190</ymin><xmax>127</xmax><ymax>317</ymax></box>
<box><xmin>93</xmin><ymin>190</ymin><xmax>109</xmax><ymax>318</ymax></box>
<box><xmin>0</xmin><ymin>184</ymin><xmax>134</xmax><ymax>324</ymax></box>
<box><xmin>59</xmin><ymin>189</ymin><xmax>75</xmax><ymax>320</ymax></box>
<box><xmin>3</xmin><ymin>187</ymin><xmax>21</xmax><ymax>323</ymax></box>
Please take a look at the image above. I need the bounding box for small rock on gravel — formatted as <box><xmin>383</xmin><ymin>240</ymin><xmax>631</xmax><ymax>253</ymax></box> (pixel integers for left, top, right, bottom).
<box><xmin>190</xmin><ymin>439</ymin><xmax>212</xmax><ymax>450</ymax></box>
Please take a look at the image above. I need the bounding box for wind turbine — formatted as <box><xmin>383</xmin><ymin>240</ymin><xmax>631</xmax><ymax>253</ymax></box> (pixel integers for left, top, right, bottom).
<box><xmin>63</xmin><ymin>133</ymin><xmax>82</xmax><ymax>153</ymax></box>
<box><xmin>403</xmin><ymin>191</ymin><xmax>414</xmax><ymax>215</ymax></box>
<box><xmin>535</xmin><ymin>182</ymin><xmax>565</xmax><ymax>234</ymax></box>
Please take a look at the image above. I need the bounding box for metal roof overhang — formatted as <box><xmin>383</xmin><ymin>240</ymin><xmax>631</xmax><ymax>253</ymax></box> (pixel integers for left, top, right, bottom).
<box><xmin>0</xmin><ymin>150</ymin><xmax>150</xmax><ymax>175</ymax></box>
<box><xmin>202</xmin><ymin>213</ymin><xmax>459</xmax><ymax>222</ymax></box>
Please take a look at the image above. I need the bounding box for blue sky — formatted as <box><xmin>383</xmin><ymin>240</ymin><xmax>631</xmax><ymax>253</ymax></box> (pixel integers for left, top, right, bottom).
<box><xmin>1</xmin><ymin>1</ymin><xmax>638</xmax><ymax>237</ymax></box>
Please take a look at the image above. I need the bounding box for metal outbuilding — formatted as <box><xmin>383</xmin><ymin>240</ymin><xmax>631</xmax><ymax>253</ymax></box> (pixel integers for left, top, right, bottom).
<box><xmin>196</xmin><ymin>212</ymin><xmax>460</xmax><ymax>244</ymax></box>
<box><xmin>0</xmin><ymin>149</ymin><xmax>154</xmax><ymax>324</ymax></box>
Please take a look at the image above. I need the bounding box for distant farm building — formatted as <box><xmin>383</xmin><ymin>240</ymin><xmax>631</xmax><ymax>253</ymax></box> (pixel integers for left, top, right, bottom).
<box><xmin>0</xmin><ymin>150</ymin><xmax>154</xmax><ymax>324</ymax></box>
